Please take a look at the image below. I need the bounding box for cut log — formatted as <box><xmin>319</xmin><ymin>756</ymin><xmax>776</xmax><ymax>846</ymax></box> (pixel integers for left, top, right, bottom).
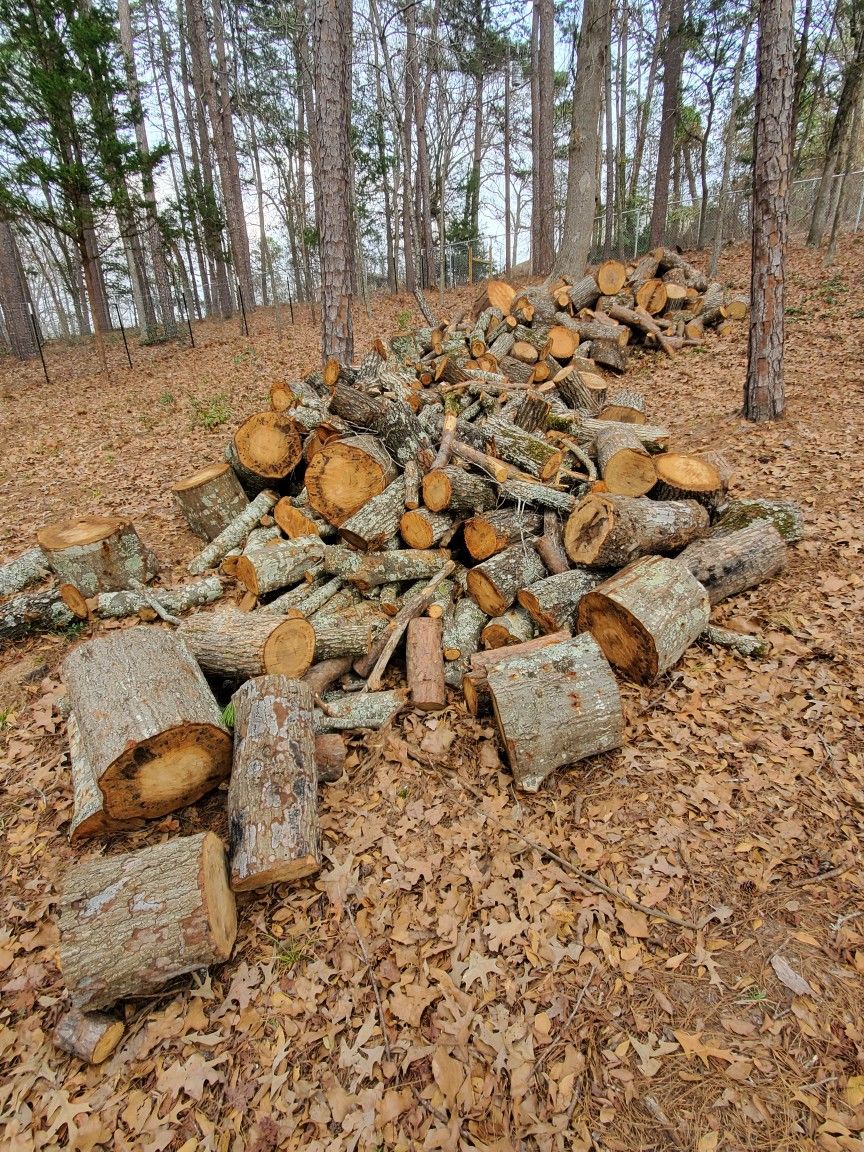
<box><xmin>564</xmin><ymin>494</ymin><xmax>709</xmax><ymax>568</ymax></box>
<box><xmin>463</xmin><ymin>507</ymin><xmax>542</xmax><ymax>561</ymax></box>
<box><xmin>547</xmin><ymin>325</ymin><xmax>579</xmax><ymax>360</ymax></box>
<box><xmin>338</xmin><ymin>477</ymin><xmax>406</xmax><ymax>552</ymax></box>
<box><xmin>517</xmin><ymin>568</ymin><xmax>605</xmax><ymax>633</ymax></box>
<box><xmin>482</xmin><ymin>416</ymin><xmax>563</xmax><ymax>480</ymax></box>
<box><xmin>422</xmin><ymin>466</ymin><xmax>497</xmax><ymax>514</ymax></box>
<box><xmin>323</xmin><ymin>545</ymin><xmax>449</xmax><ymax>590</ymax></box>
<box><xmin>305</xmin><ymin>434</ymin><xmax>397</xmax><ymax>526</ymax></box>
<box><xmin>484</xmin><ymin>280</ymin><xmax>516</xmax><ymax>314</ymax></box>
<box><xmin>52</xmin><ymin>1009</ymin><xmax>125</xmax><ymax>1065</ymax></box>
<box><xmin>598</xmin><ymin>387</ymin><xmax>647</xmax><ymax>423</ymax></box>
<box><xmin>188</xmin><ymin>490</ymin><xmax>278</xmax><ymax>575</ymax></box>
<box><xmin>442</xmin><ymin>596</ymin><xmax>488</xmax><ymax>661</ymax></box>
<box><xmin>466</xmin><ymin>541</ymin><xmax>547</xmax><ymax>617</ymax></box>
<box><xmin>486</xmin><ymin>634</ymin><xmax>623</xmax><ymax>792</ymax></box>
<box><xmin>499</xmin><ymin>478</ymin><xmax>577</xmax><ymax>515</ymax></box>
<box><xmin>406</xmin><ymin>617</ymin><xmax>446</xmax><ymax>710</ymax></box>
<box><xmin>488</xmin><ymin>329</ymin><xmax>516</xmax><ymax>362</ymax></box>
<box><xmin>596</xmin><ymin>259</ymin><xmax>627</xmax><ymax>295</ymax></box>
<box><xmin>313</xmin><ymin>689</ymin><xmax>405</xmax><ymax>733</ymax></box>
<box><xmin>577</xmin><ymin>556</ymin><xmax>710</xmax><ymax>683</ymax></box>
<box><xmin>712</xmin><ymin>498</ymin><xmax>804</xmax><ymax>543</ymax></box>
<box><xmin>400</xmin><ymin>508</ymin><xmax>454</xmax><ymax>549</ymax></box>
<box><xmin>59</xmin><ymin>831</ymin><xmax>237</xmax><ymax>1011</ymax></box>
<box><xmin>228</xmin><ymin>677</ymin><xmax>320</xmax><ymax>891</ymax></box>
<box><xmin>556</xmin><ymin>274</ymin><xmax>601</xmax><ymax>311</ymax></box>
<box><xmin>172</xmin><ymin>462</ymin><xmax>249</xmax><ymax>541</ymax></box>
<box><xmin>328</xmin><ymin>384</ymin><xmax>433</xmax><ymax>469</ymax></box>
<box><xmin>499</xmin><ymin>355</ymin><xmax>535</xmax><ymax>384</ymax></box>
<box><xmin>315</xmin><ymin>733</ymin><xmax>348</xmax><ymax>782</ymax></box>
<box><xmin>462</xmin><ymin>629</ymin><xmax>572</xmax><ymax>717</ymax></box>
<box><xmin>556</xmin><ymin>370</ymin><xmax>607</xmax><ymax>413</ymax></box>
<box><xmin>652</xmin><ymin>453</ymin><xmax>724</xmax><ymax>508</ymax></box>
<box><xmin>232</xmin><ymin>411</ymin><xmax>303</xmax><ymax>483</ymax></box>
<box><xmin>481</xmin><ymin>606</ymin><xmax>534</xmax><ymax>649</ymax></box>
<box><xmin>595</xmin><ymin>425</ymin><xmax>657</xmax><ymax>496</ymax></box>
<box><xmin>701</xmin><ymin>624</ymin><xmax>767</xmax><ymax>658</ymax></box>
<box><xmin>403</xmin><ymin>458</ymin><xmax>421</xmax><ymax>510</ymax></box>
<box><xmin>535</xmin><ymin>511</ymin><xmax>570</xmax><ymax>574</ymax></box>
<box><xmin>62</xmin><ymin>629</ymin><xmax>231</xmax><ymax>820</ymax></box>
<box><xmin>179</xmin><ymin>608</ymin><xmax>316</xmax><ymax>679</ymax></box>
<box><xmin>511</xmin><ymin>340</ymin><xmax>540</xmax><ymax>365</ymax></box>
<box><xmin>548</xmin><ymin>413</ymin><xmax>670</xmax><ymax>454</ymax></box>
<box><xmin>677</xmin><ymin>521</ymin><xmax>787</xmax><ymax>605</ymax></box>
<box><xmin>0</xmin><ymin>587</ymin><xmax>75</xmax><ymax>644</ymax></box>
<box><xmin>273</xmin><ymin>497</ymin><xmax>334</xmax><ymax>540</ymax></box>
<box><xmin>652</xmin><ymin>247</ymin><xmax>708</xmax><ymax>292</ymax></box>
<box><xmin>634</xmin><ymin>278</ymin><xmax>668</xmax><ymax>315</ymax></box>
<box><xmin>589</xmin><ymin>339</ymin><xmax>628</xmax><ymax>373</ymax></box>
<box><xmin>513</xmin><ymin>393</ymin><xmax>552</xmax><ymax>433</ymax></box>
<box><xmin>67</xmin><ymin>713</ymin><xmax>140</xmax><ymax>842</ymax></box>
<box><xmin>235</xmin><ymin>539</ymin><xmax>324</xmax><ymax>597</ymax></box>
<box><xmin>38</xmin><ymin>517</ymin><xmax>157</xmax><ymax>597</ymax></box>
<box><xmin>0</xmin><ymin>546</ymin><xmax>49</xmax><ymax>598</ymax></box>
<box><xmin>313</xmin><ymin>618</ymin><xmax>377</xmax><ymax>662</ymax></box>
<box><xmin>303</xmin><ymin>656</ymin><xmax>354</xmax><ymax>697</ymax></box>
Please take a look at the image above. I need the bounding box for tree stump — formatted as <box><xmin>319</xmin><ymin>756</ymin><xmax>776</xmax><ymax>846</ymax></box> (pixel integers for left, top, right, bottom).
<box><xmin>577</xmin><ymin>556</ymin><xmax>710</xmax><ymax>684</ymax></box>
<box><xmin>179</xmin><ymin>608</ymin><xmax>317</xmax><ymax>679</ymax></box>
<box><xmin>564</xmin><ymin>494</ymin><xmax>709</xmax><ymax>568</ymax></box>
<box><xmin>38</xmin><ymin>517</ymin><xmax>157</xmax><ymax>598</ymax></box>
<box><xmin>62</xmin><ymin>629</ymin><xmax>231</xmax><ymax>820</ymax></box>
<box><xmin>0</xmin><ymin>546</ymin><xmax>49</xmax><ymax>598</ymax></box>
<box><xmin>59</xmin><ymin>831</ymin><xmax>237</xmax><ymax>1011</ymax></box>
<box><xmin>486</xmin><ymin>634</ymin><xmax>623</xmax><ymax>791</ymax></box>
<box><xmin>651</xmin><ymin>453</ymin><xmax>724</xmax><ymax>508</ymax></box>
<box><xmin>338</xmin><ymin>477</ymin><xmax>407</xmax><ymax>551</ymax></box>
<box><xmin>171</xmin><ymin>462</ymin><xmax>249</xmax><ymax>540</ymax></box>
<box><xmin>67</xmin><ymin>713</ymin><xmax>141</xmax><ymax>842</ymax></box>
<box><xmin>227</xmin><ymin>677</ymin><xmax>320</xmax><ymax>891</ymax></box>
<box><xmin>305</xmin><ymin>435</ymin><xmax>398</xmax><ymax>525</ymax></box>
<box><xmin>405</xmin><ymin>617</ymin><xmax>446</xmax><ymax>710</ymax></box>
<box><xmin>235</xmin><ymin>539</ymin><xmax>324</xmax><ymax>597</ymax></box>
<box><xmin>466</xmin><ymin>541</ymin><xmax>547</xmax><ymax>617</ymax></box>
<box><xmin>422</xmin><ymin>466</ymin><xmax>497</xmax><ymax>514</ymax></box>
<box><xmin>677</xmin><ymin>521</ymin><xmax>787</xmax><ymax>605</ymax></box>
<box><xmin>464</xmin><ymin>508</ymin><xmax>543</xmax><ymax>561</ymax></box>
<box><xmin>517</xmin><ymin>568</ymin><xmax>605</xmax><ymax>633</ymax></box>
<box><xmin>187</xmin><ymin>489</ymin><xmax>278</xmax><ymax>575</ymax></box>
<box><xmin>52</xmin><ymin>1009</ymin><xmax>125</xmax><ymax>1065</ymax></box>
<box><xmin>595</xmin><ymin>426</ymin><xmax>657</xmax><ymax>495</ymax></box>
<box><xmin>231</xmin><ymin>411</ymin><xmax>303</xmax><ymax>486</ymax></box>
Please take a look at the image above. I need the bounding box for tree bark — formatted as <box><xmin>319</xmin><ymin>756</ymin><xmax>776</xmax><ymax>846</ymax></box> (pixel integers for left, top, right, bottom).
<box><xmin>0</xmin><ymin>547</ymin><xmax>49</xmax><ymax>598</ymax></box>
<box><xmin>677</xmin><ymin>521</ymin><xmax>787</xmax><ymax>604</ymax></box>
<box><xmin>38</xmin><ymin>517</ymin><xmax>157</xmax><ymax>598</ymax></box>
<box><xmin>172</xmin><ymin>462</ymin><xmax>249</xmax><ymax>540</ymax></box>
<box><xmin>533</xmin><ymin>0</ymin><xmax>556</xmax><ymax>275</ymax></box>
<box><xmin>0</xmin><ymin>220</ymin><xmax>38</xmax><ymax>358</ymax></box>
<box><xmin>517</xmin><ymin>567</ymin><xmax>604</xmax><ymax>633</ymax></box>
<box><xmin>649</xmin><ymin>0</ymin><xmax>685</xmax><ymax>246</ymax></box>
<box><xmin>52</xmin><ymin>1008</ymin><xmax>125</xmax><ymax>1065</ymax></box>
<box><xmin>466</xmin><ymin>541</ymin><xmax>547</xmax><ymax>617</ymax></box>
<box><xmin>406</xmin><ymin>617</ymin><xmax>446</xmax><ymax>710</ymax></box>
<box><xmin>564</xmin><ymin>493</ymin><xmax>709</xmax><ymax>567</ymax></box>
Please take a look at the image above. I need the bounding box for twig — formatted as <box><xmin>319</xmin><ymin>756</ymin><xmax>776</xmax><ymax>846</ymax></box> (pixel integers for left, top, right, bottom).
<box><xmin>346</xmin><ymin>903</ymin><xmax>391</xmax><ymax>1061</ymax></box>
<box><xmin>533</xmin><ymin>965</ymin><xmax>597</xmax><ymax>1080</ymax></box>
<box><xmin>356</xmin><ymin>561</ymin><xmax>456</xmax><ymax>687</ymax></box>
<box><xmin>789</xmin><ymin>864</ymin><xmax>850</xmax><ymax>888</ymax></box>
<box><xmin>128</xmin><ymin>580</ymin><xmax>182</xmax><ymax>626</ymax></box>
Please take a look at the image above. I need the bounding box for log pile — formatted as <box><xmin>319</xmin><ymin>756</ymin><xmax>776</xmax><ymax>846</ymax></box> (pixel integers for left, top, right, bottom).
<box><xmin>0</xmin><ymin>252</ymin><xmax>800</xmax><ymax>1062</ymax></box>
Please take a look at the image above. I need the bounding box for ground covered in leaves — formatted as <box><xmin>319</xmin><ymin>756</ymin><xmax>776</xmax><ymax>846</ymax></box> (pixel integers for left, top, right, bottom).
<box><xmin>1</xmin><ymin>239</ymin><xmax>863</xmax><ymax>1152</ymax></box>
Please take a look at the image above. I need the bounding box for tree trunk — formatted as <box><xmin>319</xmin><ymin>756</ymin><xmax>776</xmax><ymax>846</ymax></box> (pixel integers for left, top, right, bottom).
<box><xmin>710</xmin><ymin>22</ymin><xmax>751</xmax><ymax>278</ymax></box>
<box><xmin>533</xmin><ymin>0</ymin><xmax>556</xmax><ymax>275</ymax></box>
<box><xmin>0</xmin><ymin>220</ymin><xmax>38</xmax><ymax>358</ymax></box>
<box><xmin>745</xmin><ymin>0</ymin><xmax>794</xmax><ymax>421</ymax></box>
<box><xmin>59</xmin><ymin>831</ymin><xmax>236</xmax><ymax>1011</ymax></box>
<box><xmin>649</xmin><ymin>0</ymin><xmax>685</xmax><ymax>247</ymax></box>
<box><xmin>228</xmin><ymin>677</ymin><xmax>320</xmax><ymax>890</ymax></box>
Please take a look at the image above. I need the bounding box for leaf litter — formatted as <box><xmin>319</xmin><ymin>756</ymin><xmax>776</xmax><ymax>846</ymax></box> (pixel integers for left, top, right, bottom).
<box><xmin>1</xmin><ymin>239</ymin><xmax>864</xmax><ymax>1150</ymax></box>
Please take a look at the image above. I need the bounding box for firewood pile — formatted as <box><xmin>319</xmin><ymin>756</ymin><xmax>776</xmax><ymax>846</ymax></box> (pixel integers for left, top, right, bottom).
<box><xmin>0</xmin><ymin>249</ymin><xmax>805</xmax><ymax>1065</ymax></box>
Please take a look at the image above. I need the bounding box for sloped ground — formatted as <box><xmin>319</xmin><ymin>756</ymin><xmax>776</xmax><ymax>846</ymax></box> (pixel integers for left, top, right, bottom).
<box><xmin>1</xmin><ymin>240</ymin><xmax>863</xmax><ymax>1152</ymax></box>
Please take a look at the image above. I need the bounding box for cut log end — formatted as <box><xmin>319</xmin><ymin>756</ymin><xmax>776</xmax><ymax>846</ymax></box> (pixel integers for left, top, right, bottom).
<box><xmin>52</xmin><ymin>1009</ymin><xmax>125</xmax><ymax>1065</ymax></box>
<box><xmin>263</xmin><ymin>617</ymin><xmax>317</xmax><ymax>677</ymax></box>
<box><xmin>233</xmin><ymin>412</ymin><xmax>302</xmax><ymax>479</ymax></box>
<box><xmin>38</xmin><ymin>516</ymin><xmax>124</xmax><ymax>552</ymax></box>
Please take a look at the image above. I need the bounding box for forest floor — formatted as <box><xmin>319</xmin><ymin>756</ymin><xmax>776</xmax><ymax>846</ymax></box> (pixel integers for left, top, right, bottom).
<box><xmin>1</xmin><ymin>237</ymin><xmax>863</xmax><ymax>1152</ymax></box>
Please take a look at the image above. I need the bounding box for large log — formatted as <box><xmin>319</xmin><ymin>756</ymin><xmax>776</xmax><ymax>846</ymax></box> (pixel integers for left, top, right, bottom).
<box><xmin>328</xmin><ymin>384</ymin><xmax>433</xmax><ymax>468</ymax></box>
<box><xmin>62</xmin><ymin>629</ymin><xmax>231</xmax><ymax>820</ymax></box>
<box><xmin>338</xmin><ymin>477</ymin><xmax>406</xmax><ymax>551</ymax></box>
<box><xmin>462</xmin><ymin>629</ymin><xmax>572</xmax><ymax>716</ymax></box>
<box><xmin>712</xmin><ymin>498</ymin><xmax>804</xmax><ymax>543</ymax></box>
<box><xmin>228</xmin><ymin>677</ymin><xmax>320</xmax><ymax>891</ymax></box>
<box><xmin>466</xmin><ymin>541</ymin><xmax>547</xmax><ymax>617</ymax></box>
<box><xmin>179</xmin><ymin>608</ymin><xmax>316</xmax><ymax>679</ymax></box>
<box><xmin>545</xmin><ymin>413</ymin><xmax>671</xmax><ymax>454</ymax></box>
<box><xmin>595</xmin><ymin>425</ymin><xmax>656</xmax><ymax>496</ymax></box>
<box><xmin>172</xmin><ymin>462</ymin><xmax>249</xmax><ymax>540</ymax></box>
<box><xmin>0</xmin><ymin>587</ymin><xmax>75</xmax><ymax>644</ymax></box>
<box><xmin>422</xmin><ymin>466</ymin><xmax>497</xmax><ymax>514</ymax></box>
<box><xmin>305</xmin><ymin>435</ymin><xmax>398</xmax><ymax>526</ymax></box>
<box><xmin>188</xmin><ymin>490</ymin><xmax>278</xmax><ymax>575</ymax></box>
<box><xmin>517</xmin><ymin>568</ymin><xmax>605</xmax><ymax>633</ymax></box>
<box><xmin>486</xmin><ymin>634</ymin><xmax>623</xmax><ymax>792</ymax></box>
<box><xmin>313</xmin><ymin>689</ymin><xmax>406</xmax><ymax>733</ymax></box>
<box><xmin>52</xmin><ymin>1008</ymin><xmax>125</xmax><ymax>1065</ymax></box>
<box><xmin>564</xmin><ymin>494</ymin><xmax>709</xmax><ymax>568</ymax></box>
<box><xmin>67</xmin><ymin>713</ymin><xmax>141</xmax><ymax>842</ymax></box>
<box><xmin>652</xmin><ymin>453</ymin><xmax>724</xmax><ymax>508</ymax></box>
<box><xmin>676</xmin><ymin>521</ymin><xmax>787</xmax><ymax>605</ymax></box>
<box><xmin>464</xmin><ymin>507</ymin><xmax>543</xmax><ymax>561</ymax></box>
<box><xmin>406</xmin><ymin>617</ymin><xmax>446</xmax><ymax>711</ymax></box>
<box><xmin>59</xmin><ymin>831</ymin><xmax>237</xmax><ymax>1011</ymax></box>
<box><xmin>232</xmin><ymin>411</ymin><xmax>303</xmax><ymax>484</ymax></box>
<box><xmin>577</xmin><ymin>556</ymin><xmax>710</xmax><ymax>683</ymax></box>
<box><xmin>235</xmin><ymin>539</ymin><xmax>324</xmax><ymax>597</ymax></box>
<box><xmin>65</xmin><ymin>575</ymin><xmax>223</xmax><ymax>621</ymax></box>
<box><xmin>38</xmin><ymin>517</ymin><xmax>157</xmax><ymax>597</ymax></box>
<box><xmin>481</xmin><ymin>416</ymin><xmax>563</xmax><ymax>481</ymax></box>
<box><xmin>0</xmin><ymin>546</ymin><xmax>49</xmax><ymax>598</ymax></box>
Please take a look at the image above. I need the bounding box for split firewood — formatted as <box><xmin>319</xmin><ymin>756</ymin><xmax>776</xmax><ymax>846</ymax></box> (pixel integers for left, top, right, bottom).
<box><xmin>481</xmin><ymin>606</ymin><xmax>535</xmax><ymax>649</ymax></box>
<box><xmin>172</xmin><ymin>462</ymin><xmax>249</xmax><ymax>540</ymax></box>
<box><xmin>188</xmin><ymin>489</ymin><xmax>278</xmax><ymax>575</ymax></box>
<box><xmin>179</xmin><ymin>608</ymin><xmax>316</xmax><ymax>679</ymax></box>
<box><xmin>235</xmin><ymin>539</ymin><xmax>325</xmax><ymax>597</ymax></box>
<box><xmin>400</xmin><ymin>508</ymin><xmax>454</xmax><ymax>549</ymax></box>
<box><xmin>305</xmin><ymin>434</ymin><xmax>397</xmax><ymax>525</ymax></box>
<box><xmin>38</xmin><ymin>516</ymin><xmax>158</xmax><ymax>598</ymax></box>
<box><xmin>577</xmin><ymin>556</ymin><xmax>710</xmax><ymax>683</ymax></box>
<box><xmin>228</xmin><ymin>677</ymin><xmax>320</xmax><ymax>891</ymax></box>
<box><xmin>59</xmin><ymin>831</ymin><xmax>236</xmax><ymax>1011</ymax></box>
<box><xmin>535</xmin><ymin>511</ymin><xmax>570</xmax><ymax>574</ymax></box>
<box><xmin>712</xmin><ymin>498</ymin><xmax>804</xmax><ymax>542</ymax></box>
<box><xmin>0</xmin><ymin>586</ymin><xmax>75</xmax><ymax>644</ymax></box>
<box><xmin>517</xmin><ymin>568</ymin><xmax>605</xmax><ymax>633</ymax></box>
<box><xmin>338</xmin><ymin>477</ymin><xmax>407</xmax><ymax>551</ymax></box>
<box><xmin>595</xmin><ymin>425</ymin><xmax>657</xmax><ymax>496</ymax></box>
<box><xmin>486</xmin><ymin>633</ymin><xmax>623</xmax><ymax>792</ymax></box>
<box><xmin>52</xmin><ymin>1008</ymin><xmax>125</xmax><ymax>1065</ymax></box>
<box><xmin>406</xmin><ymin>617</ymin><xmax>446</xmax><ymax>710</ymax></box>
<box><xmin>0</xmin><ymin>546</ymin><xmax>50</xmax><ymax>598</ymax></box>
<box><xmin>651</xmin><ymin>453</ymin><xmax>724</xmax><ymax>508</ymax></box>
<box><xmin>466</xmin><ymin>540</ymin><xmax>547</xmax><ymax>617</ymax></box>
<box><xmin>273</xmin><ymin>496</ymin><xmax>335</xmax><ymax>540</ymax></box>
<box><xmin>677</xmin><ymin>521</ymin><xmax>787</xmax><ymax>605</ymax></box>
<box><xmin>313</xmin><ymin>689</ymin><xmax>406</xmax><ymax>733</ymax></box>
<box><xmin>62</xmin><ymin>629</ymin><xmax>231</xmax><ymax>820</ymax></box>
<box><xmin>564</xmin><ymin>494</ymin><xmax>709</xmax><ymax>568</ymax></box>
<box><xmin>464</xmin><ymin>508</ymin><xmax>543</xmax><ymax>562</ymax></box>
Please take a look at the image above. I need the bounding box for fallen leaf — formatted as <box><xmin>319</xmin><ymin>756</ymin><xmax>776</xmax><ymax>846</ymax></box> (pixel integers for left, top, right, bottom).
<box><xmin>770</xmin><ymin>953</ymin><xmax>814</xmax><ymax>997</ymax></box>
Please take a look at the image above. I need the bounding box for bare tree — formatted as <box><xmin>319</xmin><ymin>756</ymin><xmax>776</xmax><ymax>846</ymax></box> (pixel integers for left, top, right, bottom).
<box><xmin>745</xmin><ymin>0</ymin><xmax>794</xmax><ymax>422</ymax></box>
<box><xmin>532</xmin><ymin>0</ymin><xmax>555</xmax><ymax>275</ymax></box>
<box><xmin>649</xmin><ymin>0</ymin><xmax>685</xmax><ymax>247</ymax></box>
<box><xmin>0</xmin><ymin>218</ymin><xmax>37</xmax><ymax>358</ymax></box>
<box><xmin>312</xmin><ymin>0</ymin><xmax>354</xmax><ymax>360</ymax></box>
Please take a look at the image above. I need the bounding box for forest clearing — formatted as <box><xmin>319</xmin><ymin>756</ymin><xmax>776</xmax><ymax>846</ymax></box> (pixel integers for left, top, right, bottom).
<box><xmin>1</xmin><ymin>236</ymin><xmax>863</xmax><ymax>1150</ymax></box>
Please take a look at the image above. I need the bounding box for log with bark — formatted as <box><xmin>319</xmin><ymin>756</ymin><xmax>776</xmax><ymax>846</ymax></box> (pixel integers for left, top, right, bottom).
<box><xmin>535</xmin><ymin>511</ymin><xmax>571</xmax><ymax>574</ymax></box>
<box><xmin>481</xmin><ymin>416</ymin><xmax>563</xmax><ymax>480</ymax></box>
<box><xmin>712</xmin><ymin>498</ymin><xmax>804</xmax><ymax>542</ymax></box>
<box><xmin>38</xmin><ymin>517</ymin><xmax>158</xmax><ymax>597</ymax></box>
<box><xmin>399</xmin><ymin>508</ymin><xmax>454</xmax><ymax>549</ymax></box>
<box><xmin>442</xmin><ymin>595</ymin><xmax>488</xmax><ymax>661</ymax></box>
<box><xmin>422</xmin><ymin>466</ymin><xmax>497</xmax><ymax>514</ymax></box>
<box><xmin>677</xmin><ymin>521</ymin><xmax>787</xmax><ymax>604</ymax></box>
<box><xmin>466</xmin><ymin>541</ymin><xmax>547</xmax><ymax>617</ymax></box>
<box><xmin>235</xmin><ymin>539</ymin><xmax>325</xmax><ymax>597</ymax></box>
<box><xmin>62</xmin><ymin>629</ymin><xmax>231</xmax><ymax>820</ymax></box>
<box><xmin>517</xmin><ymin>567</ymin><xmax>605</xmax><ymax>633</ymax></box>
<box><xmin>305</xmin><ymin>434</ymin><xmax>398</xmax><ymax>526</ymax></box>
<box><xmin>52</xmin><ymin>1008</ymin><xmax>125</xmax><ymax>1065</ymax></box>
<box><xmin>463</xmin><ymin>507</ymin><xmax>543</xmax><ymax>561</ymax></box>
<box><xmin>66</xmin><ymin>713</ymin><xmax>142</xmax><ymax>842</ymax></box>
<box><xmin>577</xmin><ymin>556</ymin><xmax>710</xmax><ymax>683</ymax></box>
<box><xmin>406</xmin><ymin>617</ymin><xmax>446</xmax><ymax>710</ymax></box>
<box><xmin>172</xmin><ymin>462</ymin><xmax>249</xmax><ymax>540</ymax></box>
<box><xmin>328</xmin><ymin>383</ymin><xmax>433</xmax><ymax>469</ymax></box>
<box><xmin>0</xmin><ymin>546</ymin><xmax>50</xmax><ymax>598</ymax></box>
<box><xmin>187</xmin><ymin>489</ymin><xmax>278</xmax><ymax>575</ymax></box>
<box><xmin>486</xmin><ymin>633</ymin><xmax>623</xmax><ymax>791</ymax></box>
<box><xmin>228</xmin><ymin>677</ymin><xmax>320</xmax><ymax>890</ymax></box>
<box><xmin>480</xmin><ymin>606</ymin><xmax>535</xmax><ymax>649</ymax></box>
<box><xmin>595</xmin><ymin>425</ymin><xmax>657</xmax><ymax>496</ymax></box>
<box><xmin>462</xmin><ymin>629</ymin><xmax>572</xmax><ymax>717</ymax></box>
<box><xmin>564</xmin><ymin>494</ymin><xmax>709</xmax><ymax>568</ymax></box>
<box><xmin>323</xmin><ymin>545</ymin><xmax>450</xmax><ymax>590</ymax></box>
<box><xmin>0</xmin><ymin>586</ymin><xmax>75</xmax><ymax>644</ymax></box>
<box><xmin>273</xmin><ymin>496</ymin><xmax>335</xmax><ymax>540</ymax></box>
<box><xmin>59</xmin><ymin>831</ymin><xmax>237</xmax><ymax>1011</ymax></box>
<box><xmin>338</xmin><ymin>477</ymin><xmax>407</xmax><ymax>551</ymax></box>
<box><xmin>179</xmin><ymin>608</ymin><xmax>317</xmax><ymax>679</ymax></box>
<box><xmin>64</xmin><ymin>575</ymin><xmax>223</xmax><ymax>621</ymax></box>
<box><xmin>231</xmin><ymin>411</ymin><xmax>303</xmax><ymax>486</ymax></box>
<box><xmin>313</xmin><ymin>689</ymin><xmax>406</xmax><ymax>733</ymax></box>
<box><xmin>598</xmin><ymin>388</ymin><xmax>647</xmax><ymax>423</ymax></box>
<box><xmin>651</xmin><ymin>453</ymin><xmax>724</xmax><ymax>508</ymax></box>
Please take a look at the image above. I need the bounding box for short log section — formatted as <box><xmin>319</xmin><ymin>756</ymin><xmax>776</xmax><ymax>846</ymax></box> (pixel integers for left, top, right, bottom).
<box><xmin>596</xmin><ymin>426</ymin><xmax>656</xmax><ymax>496</ymax></box>
<box><xmin>0</xmin><ymin>546</ymin><xmax>49</xmax><ymax>598</ymax></box>
<box><xmin>651</xmin><ymin>453</ymin><xmax>724</xmax><ymax>508</ymax></box>
<box><xmin>464</xmin><ymin>508</ymin><xmax>542</xmax><ymax>561</ymax></box>
<box><xmin>38</xmin><ymin>517</ymin><xmax>157</xmax><ymax>597</ymax></box>
<box><xmin>305</xmin><ymin>435</ymin><xmax>397</xmax><ymax>525</ymax></box>
<box><xmin>179</xmin><ymin>608</ymin><xmax>317</xmax><ymax>679</ymax></box>
<box><xmin>52</xmin><ymin>1009</ymin><xmax>125</xmax><ymax>1065</ymax></box>
<box><xmin>232</xmin><ymin>412</ymin><xmax>303</xmax><ymax>485</ymax></box>
<box><xmin>517</xmin><ymin>568</ymin><xmax>604</xmax><ymax>633</ymax></box>
<box><xmin>406</xmin><ymin>617</ymin><xmax>446</xmax><ymax>711</ymax></box>
<box><xmin>466</xmin><ymin>541</ymin><xmax>547</xmax><ymax>616</ymax></box>
<box><xmin>172</xmin><ymin>462</ymin><xmax>249</xmax><ymax>540</ymax></box>
<box><xmin>564</xmin><ymin>494</ymin><xmax>709</xmax><ymax>568</ymax></box>
<box><xmin>676</xmin><ymin>521</ymin><xmax>787</xmax><ymax>605</ymax></box>
<box><xmin>227</xmin><ymin>677</ymin><xmax>321</xmax><ymax>891</ymax></box>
